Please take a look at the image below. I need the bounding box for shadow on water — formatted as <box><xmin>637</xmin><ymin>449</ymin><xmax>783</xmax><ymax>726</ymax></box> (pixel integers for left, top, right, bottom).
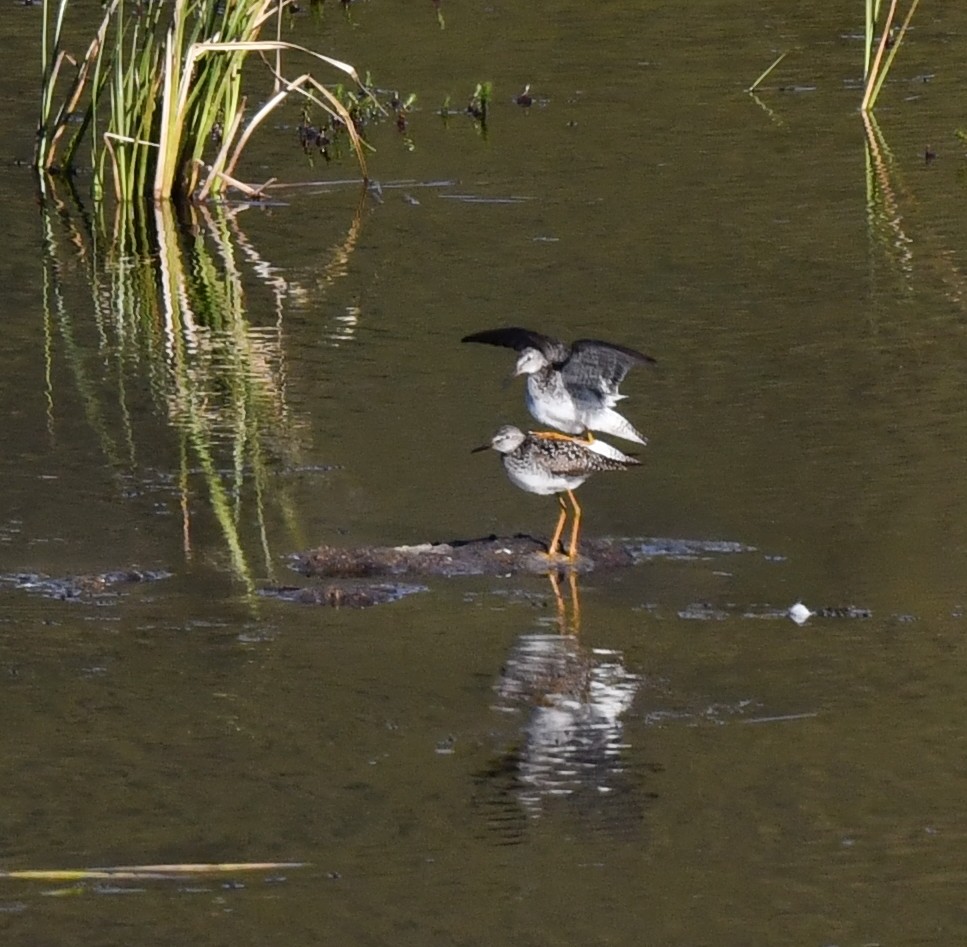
<box><xmin>37</xmin><ymin>178</ymin><xmax>371</xmax><ymax>598</ymax></box>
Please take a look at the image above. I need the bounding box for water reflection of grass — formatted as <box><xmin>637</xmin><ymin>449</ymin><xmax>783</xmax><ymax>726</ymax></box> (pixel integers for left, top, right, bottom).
<box><xmin>862</xmin><ymin>110</ymin><xmax>914</xmax><ymax>289</ymax></box>
<box><xmin>862</xmin><ymin>113</ymin><xmax>967</xmax><ymax>330</ymax></box>
<box><xmin>40</xmin><ymin>186</ymin><xmax>360</xmax><ymax>596</ymax></box>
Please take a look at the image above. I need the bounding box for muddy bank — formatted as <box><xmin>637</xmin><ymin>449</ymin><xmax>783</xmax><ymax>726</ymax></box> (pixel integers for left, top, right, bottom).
<box><xmin>271</xmin><ymin>535</ymin><xmax>758</xmax><ymax>608</ymax></box>
<box><xmin>294</xmin><ymin>534</ymin><xmax>755</xmax><ymax>580</ymax></box>
<box><xmin>296</xmin><ymin>535</ymin><xmax>630</xmax><ymax>580</ymax></box>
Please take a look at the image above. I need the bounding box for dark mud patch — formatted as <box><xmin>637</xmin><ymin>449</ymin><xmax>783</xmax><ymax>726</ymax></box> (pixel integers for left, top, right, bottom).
<box><xmin>0</xmin><ymin>569</ymin><xmax>171</xmax><ymax>605</ymax></box>
<box><xmin>277</xmin><ymin>535</ymin><xmax>756</xmax><ymax>608</ymax></box>
<box><xmin>296</xmin><ymin>535</ymin><xmax>625</xmax><ymax>580</ymax></box>
<box><xmin>295</xmin><ymin>535</ymin><xmax>756</xmax><ymax>581</ymax></box>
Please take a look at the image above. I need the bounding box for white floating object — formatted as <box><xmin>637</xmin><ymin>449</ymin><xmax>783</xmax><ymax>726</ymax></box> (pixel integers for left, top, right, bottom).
<box><xmin>788</xmin><ymin>601</ymin><xmax>814</xmax><ymax>625</ymax></box>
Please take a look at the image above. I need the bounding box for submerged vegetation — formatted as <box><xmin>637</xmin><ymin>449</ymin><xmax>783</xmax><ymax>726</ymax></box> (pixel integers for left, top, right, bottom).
<box><xmin>36</xmin><ymin>0</ymin><xmax>377</xmax><ymax>202</ymax></box>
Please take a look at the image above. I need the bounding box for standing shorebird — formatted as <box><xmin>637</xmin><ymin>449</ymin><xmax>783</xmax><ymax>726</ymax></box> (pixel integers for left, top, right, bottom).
<box><xmin>473</xmin><ymin>425</ymin><xmax>640</xmax><ymax>560</ymax></box>
<box><xmin>462</xmin><ymin>327</ymin><xmax>655</xmax><ymax>446</ymax></box>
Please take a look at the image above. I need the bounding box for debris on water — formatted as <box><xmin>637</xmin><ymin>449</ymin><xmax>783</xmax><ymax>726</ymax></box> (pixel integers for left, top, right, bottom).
<box><xmin>642</xmin><ymin>697</ymin><xmax>761</xmax><ymax>729</ymax></box>
<box><xmin>785</xmin><ymin>603</ymin><xmax>874</xmax><ymax>622</ymax></box>
<box><xmin>94</xmin><ymin>884</ymin><xmax>145</xmax><ymax>895</ymax></box>
<box><xmin>288</xmin><ymin>464</ymin><xmax>342</xmax><ymax>474</ymax></box>
<box><xmin>679</xmin><ymin>603</ymin><xmax>729</xmax><ymax>621</ymax></box>
<box><xmin>435</xmin><ymin>735</ymin><xmax>457</xmax><ymax>755</ymax></box>
<box><xmin>0</xmin><ymin>569</ymin><xmax>171</xmax><ymax>604</ymax></box>
<box><xmin>743</xmin><ymin>711</ymin><xmax>819</xmax><ymax>725</ymax></box>
<box><xmin>627</xmin><ymin>538</ymin><xmax>755</xmax><ymax>561</ymax></box>
<box><xmin>514</xmin><ymin>84</ymin><xmax>533</xmax><ymax>107</ymax></box>
<box><xmin>260</xmin><ymin>582</ymin><xmax>426</xmax><ymax>609</ymax></box>
<box><xmin>439</xmin><ymin>194</ymin><xmax>532</xmax><ymax>204</ymax></box>
<box><xmin>814</xmin><ymin>605</ymin><xmax>872</xmax><ymax>620</ymax></box>
<box><xmin>646</xmin><ymin>601</ymin><xmax>877</xmax><ymax>623</ymax></box>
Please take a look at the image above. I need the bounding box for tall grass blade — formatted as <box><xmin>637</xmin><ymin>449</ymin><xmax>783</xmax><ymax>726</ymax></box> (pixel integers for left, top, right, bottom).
<box><xmin>37</xmin><ymin>2</ymin><xmax>376</xmax><ymax>201</ymax></box>
<box><xmin>861</xmin><ymin>0</ymin><xmax>898</xmax><ymax>112</ymax></box>
<box><xmin>861</xmin><ymin>0</ymin><xmax>918</xmax><ymax>113</ymax></box>
<box><xmin>862</xmin><ymin>0</ymin><xmax>920</xmax><ymax>113</ymax></box>
<box><xmin>747</xmin><ymin>51</ymin><xmax>788</xmax><ymax>93</ymax></box>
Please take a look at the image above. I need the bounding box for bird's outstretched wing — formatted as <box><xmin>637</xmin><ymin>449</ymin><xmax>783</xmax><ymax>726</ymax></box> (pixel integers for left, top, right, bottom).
<box><xmin>562</xmin><ymin>339</ymin><xmax>656</xmax><ymax>397</ymax></box>
<box><xmin>461</xmin><ymin>327</ymin><xmax>570</xmax><ymax>363</ymax></box>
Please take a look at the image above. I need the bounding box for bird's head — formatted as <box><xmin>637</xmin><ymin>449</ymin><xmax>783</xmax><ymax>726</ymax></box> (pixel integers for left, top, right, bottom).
<box><xmin>472</xmin><ymin>425</ymin><xmax>526</xmax><ymax>455</ymax></box>
<box><xmin>513</xmin><ymin>347</ymin><xmax>548</xmax><ymax>377</ymax></box>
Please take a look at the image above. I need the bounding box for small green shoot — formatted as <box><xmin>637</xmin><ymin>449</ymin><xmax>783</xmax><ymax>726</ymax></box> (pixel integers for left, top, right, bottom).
<box><xmin>467</xmin><ymin>81</ymin><xmax>492</xmax><ymax>124</ymax></box>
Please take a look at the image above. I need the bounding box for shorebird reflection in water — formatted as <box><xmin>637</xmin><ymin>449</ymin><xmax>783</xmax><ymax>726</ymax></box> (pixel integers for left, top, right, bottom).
<box><xmin>473</xmin><ymin>425</ymin><xmax>639</xmax><ymax>561</ymax></box>
<box><xmin>462</xmin><ymin>327</ymin><xmax>655</xmax><ymax>448</ymax></box>
<box><xmin>548</xmin><ymin>570</ymin><xmax>581</xmax><ymax>634</ymax></box>
<box><xmin>490</xmin><ymin>589</ymin><xmax>642</xmax><ymax>823</ymax></box>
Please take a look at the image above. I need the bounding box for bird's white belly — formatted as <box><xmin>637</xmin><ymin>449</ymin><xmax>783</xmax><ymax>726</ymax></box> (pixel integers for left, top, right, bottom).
<box><xmin>525</xmin><ymin>380</ymin><xmax>583</xmax><ymax>434</ymax></box>
<box><xmin>503</xmin><ymin>461</ymin><xmax>586</xmax><ymax>496</ymax></box>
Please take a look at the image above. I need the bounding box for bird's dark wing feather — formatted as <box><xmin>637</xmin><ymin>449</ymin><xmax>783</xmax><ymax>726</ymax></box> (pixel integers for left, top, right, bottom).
<box><xmin>562</xmin><ymin>339</ymin><xmax>656</xmax><ymax>395</ymax></box>
<box><xmin>530</xmin><ymin>434</ymin><xmax>639</xmax><ymax>475</ymax></box>
<box><xmin>461</xmin><ymin>327</ymin><xmax>569</xmax><ymax>362</ymax></box>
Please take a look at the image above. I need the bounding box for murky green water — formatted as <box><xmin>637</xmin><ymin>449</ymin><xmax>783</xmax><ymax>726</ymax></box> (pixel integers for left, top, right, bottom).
<box><xmin>3</xmin><ymin>2</ymin><xmax>967</xmax><ymax>944</ymax></box>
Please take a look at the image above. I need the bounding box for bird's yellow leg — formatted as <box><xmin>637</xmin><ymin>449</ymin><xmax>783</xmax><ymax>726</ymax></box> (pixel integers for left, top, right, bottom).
<box><xmin>546</xmin><ymin>570</ymin><xmax>581</xmax><ymax>634</ymax></box>
<box><xmin>547</xmin><ymin>571</ymin><xmax>567</xmax><ymax>629</ymax></box>
<box><xmin>566</xmin><ymin>569</ymin><xmax>581</xmax><ymax>633</ymax></box>
<box><xmin>566</xmin><ymin>489</ymin><xmax>583</xmax><ymax>560</ymax></box>
<box><xmin>545</xmin><ymin>495</ymin><xmax>569</xmax><ymax>558</ymax></box>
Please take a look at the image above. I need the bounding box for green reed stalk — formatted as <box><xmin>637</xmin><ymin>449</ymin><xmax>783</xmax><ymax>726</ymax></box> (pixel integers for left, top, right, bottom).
<box><xmin>864</xmin><ymin>0</ymin><xmax>879</xmax><ymax>79</ymax></box>
<box><xmin>37</xmin><ymin>0</ymin><xmax>67</xmax><ymax>165</ymax></box>
<box><xmin>861</xmin><ymin>0</ymin><xmax>920</xmax><ymax>113</ymax></box>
